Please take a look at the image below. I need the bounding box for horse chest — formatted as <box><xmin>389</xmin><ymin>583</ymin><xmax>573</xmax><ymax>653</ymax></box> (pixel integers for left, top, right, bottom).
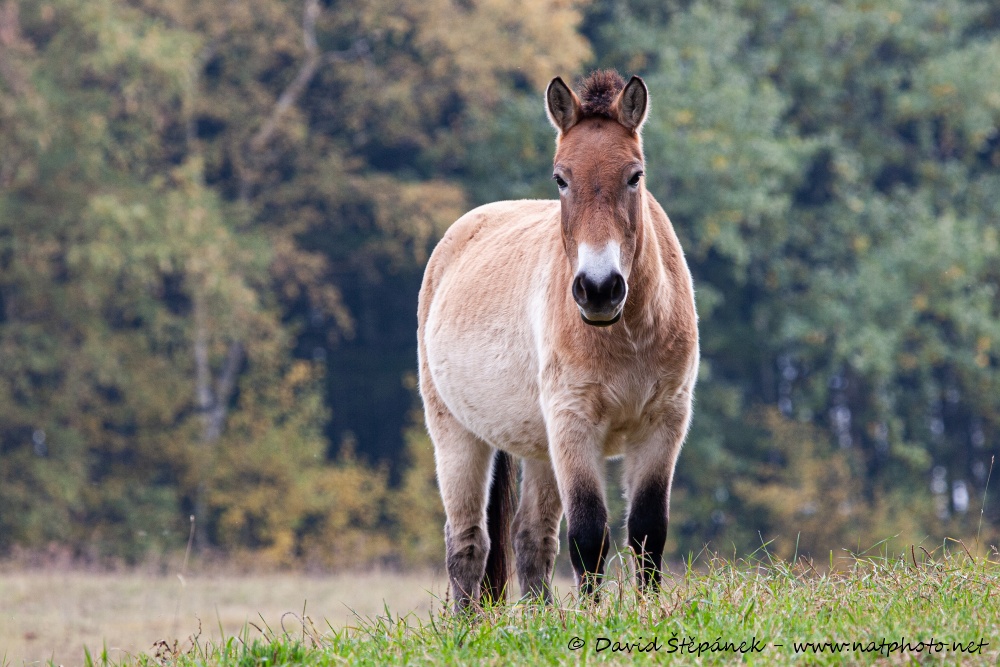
<box><xmin>606</xmin><ymin>382</ymin><xmax>673</xmax><ymax>452</ymax></box>
<box><xmin>543</xmin><ymin>349</ymin><xmax>673</xmax><ymax>451</ymax></box>
<box><xmin>595</xmin><ymin>367</ymin><xmax>668</xmax><ymax>448</ymax></box>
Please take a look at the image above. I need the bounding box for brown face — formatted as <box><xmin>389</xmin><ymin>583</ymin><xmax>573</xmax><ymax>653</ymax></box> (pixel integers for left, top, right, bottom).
<box><xmin>546</xmin><ymin>76</ymin><xmax>649</xmax><ymax>326</ymax></box>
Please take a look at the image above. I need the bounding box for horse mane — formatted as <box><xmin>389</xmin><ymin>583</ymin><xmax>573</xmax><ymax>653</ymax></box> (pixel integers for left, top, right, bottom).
<box><xmin>578</xmin><ymin>69</ymin><xmax>627</xmax><ymax>119</ymax></box>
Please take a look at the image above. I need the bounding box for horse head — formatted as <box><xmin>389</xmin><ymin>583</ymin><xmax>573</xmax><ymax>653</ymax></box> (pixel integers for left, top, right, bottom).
<box><xmin>546</xmin><ymin>71</ymin><xmax>649</xmax><ymax>327</ymax></box>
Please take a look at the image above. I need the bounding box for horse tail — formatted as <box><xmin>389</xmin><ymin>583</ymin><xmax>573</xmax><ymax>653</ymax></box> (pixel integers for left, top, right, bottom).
<box><xmin>481</xmin><ymin>449</ymin><xmax>517</xmax><ymax>605</ymax></box>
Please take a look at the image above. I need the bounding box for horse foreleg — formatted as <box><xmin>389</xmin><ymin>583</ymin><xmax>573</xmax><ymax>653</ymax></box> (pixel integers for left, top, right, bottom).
<box><xmin>622</xmin><ymin>405</ymin><xmax>690</xmax><ymax>591</ymax></box>
<box><xmin>548</xmin><ymin>418</ymin><xmax>608</xmax><ymax>597</ymax></box>
<box><xmin>512</xmin><ymin>457</ymin><xmax>562</xmax><ymax>603</ymax></box>
<box><xmin>429</xmin><ymin>409</ymin><xmax>495</xmax><ymax>611</ymax></box>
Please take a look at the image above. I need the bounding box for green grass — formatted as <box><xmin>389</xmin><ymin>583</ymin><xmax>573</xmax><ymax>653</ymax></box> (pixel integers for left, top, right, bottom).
<box><xmin>75</xmin><ymin>541</ymin><xmax>1000</xmax><ymax>667</ymax></box>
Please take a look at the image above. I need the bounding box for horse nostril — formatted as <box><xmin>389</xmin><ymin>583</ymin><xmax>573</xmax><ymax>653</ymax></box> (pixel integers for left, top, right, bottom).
<box><xmin>609</xmin><ymin>274</ymin><xmax>626</xmax><ymax>306</ymax></box>
<box><xmin>572</xmin><ymin>275</ymin><xmax>588</xmax><ymax>305</ymax></box>
<box><xmin>573</xmin><ymin>272</ymin><xmax>626</xmax><ymax>310</ymax></box>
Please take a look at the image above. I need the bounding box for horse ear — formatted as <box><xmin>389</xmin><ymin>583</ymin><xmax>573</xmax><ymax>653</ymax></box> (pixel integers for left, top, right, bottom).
<box><xmin>616</xmin><ymin>76</ymin><xmax>649</xmax><ymax>132</ymax></box>
<box><xmin>546</xmin><ymin>77</ymin><xmax>581</xmax><ymax>135</ymax></box>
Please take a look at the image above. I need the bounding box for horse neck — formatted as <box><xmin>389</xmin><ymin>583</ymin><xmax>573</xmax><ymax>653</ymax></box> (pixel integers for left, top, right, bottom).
<box><xmin>623</xmin><ymin>192</ymin><xmax>667</xmax><ymax>327</ymax></box>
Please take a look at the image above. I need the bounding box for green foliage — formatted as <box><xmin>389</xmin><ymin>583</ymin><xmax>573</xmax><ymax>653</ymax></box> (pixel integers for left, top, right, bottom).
<box><xmin>0</xmin><ymin>0</ymin><xmax>211</xmax><ymax>558</ymax></box>
<box><xmin>571</xmin><ymin>0</ymin><xmax>1000</xmax><ymax>557</ymax></box>
<box><xmin>2</xmin><ymin>0</ymin><xmax>1000</xmax><ymax>566</ymax></box>
<box><xmin>385</xmin><ymin>412</ymin><xmax>447</xmax><ymax>567</ymax></box>
<box><xmin>727</xmin><ymin>409</ymin><xmax>927</xmax><ymax>559</ymax></box>
<box><xmin>745</xmin><ymin>0</ymin><xmax>1000</xmax><ymax>548</ymax></box>
<box><xmin>0</xmin><ymin>0</ymin><xmax>395</xmax><ymax>562</ymax></box>
<box><xmin>463</xmin><ymin>92</ymin><xmax>559</xmax><ymax>205</ymax></box>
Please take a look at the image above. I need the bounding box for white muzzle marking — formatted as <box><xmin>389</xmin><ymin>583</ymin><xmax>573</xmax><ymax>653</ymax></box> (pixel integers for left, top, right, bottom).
<box><xmin>577</xmin><ymin>241</ymin><xmax>622</xmax><ymax>283</ymax></box>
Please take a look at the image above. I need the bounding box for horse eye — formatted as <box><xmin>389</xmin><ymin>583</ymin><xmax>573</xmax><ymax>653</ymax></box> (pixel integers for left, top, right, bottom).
<box><xmin>627</xmin><ymin>171</ymin><xmax>643</xmax><ymax>187</ymax></box>
<box><xmin>553</xmin><ymin>175</ymin><xmax>568</xmax><ymax>189</ymax></box>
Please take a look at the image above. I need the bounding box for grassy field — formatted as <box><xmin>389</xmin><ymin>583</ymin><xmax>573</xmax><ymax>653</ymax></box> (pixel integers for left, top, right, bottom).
<box><xmin>0</xmin><ymin>568</ymin><xmax>451</xmax><ymax>666</ymax></box>
<box><xmin>165</xmin><ymin>547</ymin><xmax>999</xmax><ymax>666</ymax></box>
<box><xmin>7</xmin><ymin>544</ymin><xmax>998</xmax><ymax>666</ymax></box>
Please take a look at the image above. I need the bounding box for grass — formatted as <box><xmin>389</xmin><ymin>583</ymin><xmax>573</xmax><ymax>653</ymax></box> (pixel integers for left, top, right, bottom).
<box><xmin>29</xmin><ymin>541</ymin><xmax>1000</xmax><ymax>667</ymax></box>
<box><xmin>0</xmin><ymin>569</ymin><xmax>447</xmax><ymax>666</ymax></box>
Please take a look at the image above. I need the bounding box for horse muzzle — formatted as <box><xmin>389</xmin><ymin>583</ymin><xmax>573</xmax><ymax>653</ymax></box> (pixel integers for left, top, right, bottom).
<box><xmin>579</xmin><ymin>309</ymin><xmax>623</xmax><ymax>327</ymax></box>
<box><xmin>572</xmin><ymin>270</ymin><xmax>627</xmax><ymax>327</ymax></box>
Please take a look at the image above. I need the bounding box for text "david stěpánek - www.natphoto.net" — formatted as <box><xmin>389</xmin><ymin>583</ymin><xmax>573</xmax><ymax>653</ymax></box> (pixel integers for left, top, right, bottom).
<box><xmin>565</xmin><ymin>634</ymin><xmax>990</xmax><ymax>657</ymax></box>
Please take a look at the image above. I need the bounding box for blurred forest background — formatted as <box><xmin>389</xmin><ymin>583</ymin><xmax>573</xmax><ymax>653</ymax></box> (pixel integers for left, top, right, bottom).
<box><xmin>2</xmin><ymin>0</ymin><xmax>1000</xmax><ymax>569</ymax></box>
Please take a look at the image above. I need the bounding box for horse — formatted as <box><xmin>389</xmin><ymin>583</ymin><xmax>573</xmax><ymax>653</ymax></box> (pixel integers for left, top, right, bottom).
<box><xmin>417</xmin><ymin>70</ymin><xmax>699</xmax><ymax>610</ymax></box>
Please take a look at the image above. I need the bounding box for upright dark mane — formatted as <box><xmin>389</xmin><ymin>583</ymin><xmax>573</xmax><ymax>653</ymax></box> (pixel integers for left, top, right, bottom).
<box><xmin>578</xmin><ymin>70</ymin><xmax>626</xmax><ymax>119</ymax></box>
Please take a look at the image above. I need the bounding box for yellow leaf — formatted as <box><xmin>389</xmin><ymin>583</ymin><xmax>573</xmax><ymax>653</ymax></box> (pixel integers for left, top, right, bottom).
<box><xmin>930</xmin><ymin>83</ymin><xmax>957</xmax><ymax>98</ymax></box>
<box><xmin>674</xmin><ymin>109</ymin><xmax>694</xmax><ymax>126</ymax></box>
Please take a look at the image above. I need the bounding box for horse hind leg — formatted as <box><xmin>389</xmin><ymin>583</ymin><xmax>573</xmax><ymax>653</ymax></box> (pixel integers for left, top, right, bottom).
<box><xmin>426</xmin><ymin>400</ymin><xmax>495</xmax><ymax>611</ymax></box>
<box><xmin>512</xmin><ymin>457</ymin><xmax>562</xmax><ymax>603</ymax></box>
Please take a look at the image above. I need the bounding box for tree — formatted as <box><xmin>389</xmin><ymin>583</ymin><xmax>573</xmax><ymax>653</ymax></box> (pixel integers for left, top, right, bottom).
<box><xmin>0</xmin><ymin>0</ymin><xmax>339</xmax><ymax>560</ymax></box>
<box><xmin>0</xmin><ymin>0</ymin><xmax>593</xmax><ymax>562</ymax></box>
<box><xmin>573</xmin><ymin>0</ymin><xmax>1000</xmax><ymax>555</ymax></box>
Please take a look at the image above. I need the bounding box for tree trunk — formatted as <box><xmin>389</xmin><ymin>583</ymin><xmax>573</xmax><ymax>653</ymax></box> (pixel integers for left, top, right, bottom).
<box><xmin>191</xmin><ymin>294</ymin><xmax>244</xmax><ymax>551</ymax></box>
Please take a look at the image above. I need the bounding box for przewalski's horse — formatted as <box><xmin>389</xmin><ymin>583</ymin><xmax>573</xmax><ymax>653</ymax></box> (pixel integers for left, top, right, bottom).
<box><xmin>417</xmin><ymin>70</ymin><xmax>699</xmax><ymax>609</ymax></box>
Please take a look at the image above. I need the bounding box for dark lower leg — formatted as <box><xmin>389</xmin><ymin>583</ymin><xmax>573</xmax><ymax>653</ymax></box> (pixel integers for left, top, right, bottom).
<box><xmin>514</xmin><ymin>528</ymin><xmax>559</xmax><ymax>602</ymax></box>
<box><xmin>626</xmin><ymin>480</ymin><xmax>668</xmax><ymax>591</ymax></box>
<box><xmin>566</xmin><ymin>488</ymin><xmax>609</xmax><ymax>596</ymax></box>
<box><xmin>445</xmin><ymin>522</ymin><xmax>489</xmax><ymax>610</ymax></box>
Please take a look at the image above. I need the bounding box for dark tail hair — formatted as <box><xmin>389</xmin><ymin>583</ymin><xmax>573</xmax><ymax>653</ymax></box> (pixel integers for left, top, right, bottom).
<box><xmin>481</xmin><ymin>450</ymin><xmax>517</xmax><ymax>605</ymax></box>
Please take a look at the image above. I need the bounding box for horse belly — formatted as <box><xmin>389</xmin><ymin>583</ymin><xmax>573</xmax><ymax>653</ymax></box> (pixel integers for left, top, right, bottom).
<box><xmin>427</xmin><ymin>331</ymin><xmax>547</xmax><ymax>457</ymax></box>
